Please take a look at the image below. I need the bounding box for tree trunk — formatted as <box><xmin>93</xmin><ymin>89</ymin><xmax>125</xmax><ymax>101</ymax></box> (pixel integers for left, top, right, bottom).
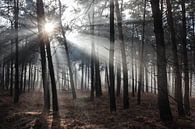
<box><xmin>150</xmin><ymin>0</ymin><xmax>172</xmax><ymax>121</ymax></box>
<box><xmin>95</xmin><ymin>50</ymin><xmax>102</xmax><ymax>97</ymax></box>
<box><xmin>166</xmin><ymin>0</ymin><xmax>185</xmax><ymax>116</ymax></box>
<box><xmin>137</xmin><ymin>0</ymin><xmax>146</xmax><ymax>105</ymax></box>
<box><xmin>45</xmin><ymin>39</ymin><xmax>59</xmax><ymax>113</ymax></box>
<box><xmin>36</xmin><ymin>0</ymin><xmax>51</xmax><ymax>113</ymax></box>
<box><xmin>58</xmin><ymin>0</ymin><xmax>76</xmax><ymax>99</ymax></box>
<box><xmin>109</xmin><ymin>0</ymin><xmax>116</xmax><ymax>112</ymax></box>
<box><xmin>181</xmin><ymin>0</ymin><xmax>190</xmax><ymax>115</ymax></box>
<box><xmin>115</xmin><ymin>0</ymin><xmax>129</xmax><ymax>109</ymax></box>
<box><xmin>131</xmin><ymin>25</ymin><xmax>135</xmax><ymax>97</ymax></box>
<box><xmin>13</xmin><ymin>0</ymin><xmax>19</xmax><ymax>104</ymax></box>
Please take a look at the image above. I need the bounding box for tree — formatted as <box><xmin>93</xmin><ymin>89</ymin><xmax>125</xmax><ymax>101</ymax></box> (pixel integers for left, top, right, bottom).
<box><xmin>137</xmin><ymin>0</ymin><xmax>146</xmax><ymax>105</ymax></box>
<box><xmin>166</xmin><ymin>0</ymin><xmax>185</xmax><ymax>116</ymax></box>
<box><xmin>181</xmin><ymin>0</ymin><xmax>190</xmax><ymax>115</ymax></box>
<box><xmin>36</xmin><ymin>0</ymin><xmax>51</xmax><ymax>113</ymax></box>
<box><xmin>13</xmin><ymin>0</ymin><xmax>19</xmax><ymax>104</ymax></box>
<box><xmin>109</xmin><ymin>0</ymin><xmax>116</xmax><ymax>112</ymax></box>
<box><xmin>58</xmin><ymin>0</ymin><xmax>76</xmax><ymax>99</ymax></box>
<box><xmin>150</xmin><ymin>0</ymin><xmax>172</xmax><ymax>121</ymax></box>
<box><xmin>115</xmin><ymin>0</ymin><xmax>129</xmax><ymax>109</ymax></box>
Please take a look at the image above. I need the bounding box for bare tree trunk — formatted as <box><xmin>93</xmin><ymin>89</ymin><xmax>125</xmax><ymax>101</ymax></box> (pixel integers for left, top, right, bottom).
<box><xmin>90</xmin><ymin>2</ymin><xmax>95</xmax><ymax>101</ymax></box>
<box><xmin>13</xmin><ymin>0</ymin><xmax>19</xmax><ymax>103</ymax></box>
<box><xmin>45</xmin><ymin>39</ymin><xmax>59</xmax><ymax>113</ymax></box>
<box><xmin>109</xmin><ymin>0</ymin><xmax>116</xmax><ymax>112</ymax></box>
<box><xmin>150</xmin><ymin>0</ymin><xmax>172</xmax><ymax>121</ymax></box>
<box><xmin>131</xmin><ymin>25</ymin><xmax>135</xmax><ymax>97</ymax></box>
<box><xmin>137</xmin><ymin>0</ymin><xmax>146</xmax><ymax>105</ymax></box>
<box><xmin>166</xmin><ymin>0</ymin><xmax>185</xmax><ymax>116</ymax></box>
<box><xmin>116</xmin><ymin>63</ymin><xmax>121</xmax><ymax>97</ymax></box>
<box><xmin>58</xmin><ymin>0</ymin><xmax>76</xmax><ymax>99</ymax></box>
<box><xmin>115</xmin><ymin>0</ymin><xmax>129</xmax><ymax>109</ymax></box>
<box><xmin>95</xmin><ymin>50</ymin><xmax>102</xmax><ymax>97</ymax></box>
<box><xmin>81</xmin><ymin>62</ymin><xmax>84</xmax><ymax>90</ymax></box>
<box><xmin>181</xmin><ymin>0</ymin><xmax>190</xmax><ymax>115</ymax></box>
<box><xmin>36</xmin><ymin>0</ymin><xmax>51</xmax><ymax>113</ymax></box>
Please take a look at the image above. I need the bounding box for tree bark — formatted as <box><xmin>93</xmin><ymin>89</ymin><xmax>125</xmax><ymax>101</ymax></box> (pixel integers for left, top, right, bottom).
<box><xmin>166</xmin><ymin>0</ymin><xmax>185</xmax><ymax>116</ymax></box>
<box><xmin>36</xmin><ymin>0</ymin><xmax>51</xmax><ymax>113</ymax></box>
<box><xmin>181</xmin><ymin>0</ymin><xmax>190</xmax><ymax>115</ymax></box>
<box><xmin>115</xmin><ymin>0</ymin><xmax>129</xmax><ymax>109</ymax></box>
<box><xmin>150</xmin><ymin>0</ymin><xmax>172</xmax><ymax>121</ymax></box>
<box><xmin>109</xmin><ymin>0</ymin><xmax>116</xmax><ymax>112</ymax></box>
<box><xmin>13</xmin><ymin>0</ymin><xmax>19</xmax><ymax>104</ymax></box>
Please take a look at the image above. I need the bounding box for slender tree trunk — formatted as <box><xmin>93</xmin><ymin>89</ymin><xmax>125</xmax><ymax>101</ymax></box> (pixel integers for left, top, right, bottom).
<box><xmin>116</xmin><ymin>63</ymin><xmax>121</xmax><ymax>97</ymax></box>
<box><xmin>131</xmin><ymin>25</ymin><xmax>135</xmax><ymax>97</ymax></box>
<box><xmin>45</xmin><ymin>39</ymin><xmax>59</xmax><ymax>113</ymax></box>
<box><xmin>36</xmin><ymin>0</ymin><xmax>51</xmax><ymax>113</ymax></box>
<box><xmin>145</xmin><ymin>66</ymin><xmax>149</xmax><ymax>92</ymax></box>
<box><xmin>166</xmin><ymin>0</ymin><xmax>185</xmax><ymax>116</ymax></box>
<box><xmin>95</xmin><ymin>50</ymin><xmax>102</xmax><ymax>97</ymax></box>
<box><xmin>58</xmin><ymin>0</ymin><xmax>76</xmax><ymax>99</ymax></box>
<box><xmin>137</xmin><ymin>0</ymin><xmax>146</xmax><ymax>105</ymax></box>
<box><xmin>81</xmin><ymin>62</ymin><xmax>84</xmax><ymax>90</ymax></box>
<box><xmin>90</xmin><ymin>3</ymin><xmax>95</xmax><ymax>101</ymax></box>
<box><xmin>181</xmin><ymin>0</ymin><xmax>190</xmax><ymax>115</ymax></box>
<box><xmin>28</xmin><ymin>62</ymin><xmax>32</xmax><ymax>92</ymax></box>
<box><xmin>115</xmin><ymin>0</ymin><xmax>129</xmax><ymax>109</ymax></box>
<box><xmin>13</xmin><ymin>0</ymin><xmax>19</xmax><ymax>103</ymax></box>
<box><xmin>150</xmin><ymin>0</ymin><xmax>172</xmax><ymax>121</ymax></box>
<box><xmin>109</xmin><ymin>0</ymin><xmax>116</xmax><ymax>112</ymax></box>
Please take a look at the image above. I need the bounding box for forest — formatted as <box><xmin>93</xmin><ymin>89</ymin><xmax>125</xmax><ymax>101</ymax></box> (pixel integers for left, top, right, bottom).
<box><xmin>0</xmin><ymin>0</ymin><xmax>194</xmax><ymax>129</ymax></box>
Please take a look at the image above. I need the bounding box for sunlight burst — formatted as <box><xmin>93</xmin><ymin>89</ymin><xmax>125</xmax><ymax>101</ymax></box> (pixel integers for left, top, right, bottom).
<box><xmin>44</xmin><ymin>22</ymin><xmax>55</xmax><ymax>34</ymax></box>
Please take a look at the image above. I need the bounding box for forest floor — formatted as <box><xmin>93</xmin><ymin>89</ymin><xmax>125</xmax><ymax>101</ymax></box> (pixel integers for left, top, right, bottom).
<box><xmin>0</xmin><ymin>90</ymin><xmax>195</xmax><ymax>129</ymax></box>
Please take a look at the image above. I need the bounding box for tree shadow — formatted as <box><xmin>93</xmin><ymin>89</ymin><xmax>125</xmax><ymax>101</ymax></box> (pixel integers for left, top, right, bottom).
<box><xmin>51</xmin><ymin>113</ymin><xmax>64</xmax><ymax>129</ymax></box>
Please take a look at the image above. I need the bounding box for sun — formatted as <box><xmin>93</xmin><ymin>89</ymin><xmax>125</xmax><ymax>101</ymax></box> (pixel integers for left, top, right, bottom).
<box><xmin>44</xmin><ymin>22</ymin><xmax>55</xmax><ymax>34</ymax></box>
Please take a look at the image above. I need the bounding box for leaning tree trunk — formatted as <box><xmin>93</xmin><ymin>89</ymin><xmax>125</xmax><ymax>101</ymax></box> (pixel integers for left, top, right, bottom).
<box><xmin>58</xmin><ymin>0</ymin><xmax>76</xmax><ymax>99</ymax></box>
<box><xmin>150</xmin><ymin>0</ymin><xmax>172</xmax><ymax>122</ymax></box>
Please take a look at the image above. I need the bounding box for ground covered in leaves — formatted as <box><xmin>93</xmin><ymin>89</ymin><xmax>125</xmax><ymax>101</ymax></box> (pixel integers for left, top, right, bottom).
<box><xmin>0</xmin><ymin>90</ymin><xmax>195</xmax><ymax>129</ymax></box>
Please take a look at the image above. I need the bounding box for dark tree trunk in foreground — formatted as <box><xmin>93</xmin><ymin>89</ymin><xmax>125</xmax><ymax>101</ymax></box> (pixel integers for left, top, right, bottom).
<box><xmin>109</xmin><ymin>0</ymin><xmax>116</xmax><ymax>112</ymax></box>
<box><xmin>90</xmin><ymin>2</ymin><xmax>95</xmax><ymax>101</ymax></box>
<box><xmin>13</xmin><ymin>0</ymin><xmax>19</xmax><ymax>104</ymax></box>
<box><xmin>115</xmin><ymin>0</ymin><xmax>129</xmax><ymax>109</ymax></box>
<box><xmin>36</xmin><ymin>0</ymin><xmax>51</xmax><ymax>113</ymax></box>
<box><xmin>166</xmin><ymin>0</ymin><xmax>185</xmax><ymax>116</ymax></box>
<box><xmin>45</xmin><ymin>39</ymin><xmax>59</xmax><ymax>113</ymax></box>
<box><xmin>150</xmin><ymin>0</ymin><xmax>172</xmax><ymax>122</ymax></box>
<box><xmin>58</xmin><ymin>0</ymin><xmax>76</xmax><ymax>99</ymax></box>
<box><xmin>181</xmin><ymin>0</ymin><xmax>190</xmax><ymax>115</ymax></box>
